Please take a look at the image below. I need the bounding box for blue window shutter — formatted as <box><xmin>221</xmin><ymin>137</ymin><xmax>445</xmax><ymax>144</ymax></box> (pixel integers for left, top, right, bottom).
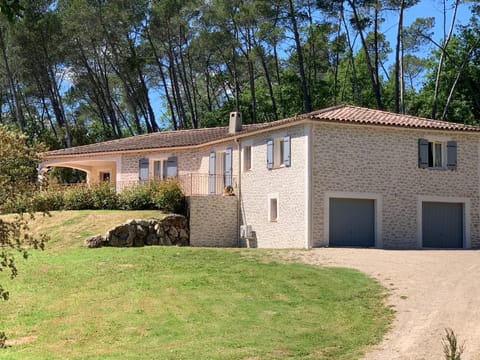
<box><xmin>139</xmin><ymin>158</ymin><xmax>149</xmax><ymax>182</ymax></box>
<box><xmin>209</xmin><ymin>151</ymin><xmax>216</xmax><ymax>194</ymax></box>
<box><xmin>166</xmin><ymin>156</ymin><xmax>178</xmax><ymax>178</ymax></box>
<box><xmin>418</xmin><ymin>138</ymin><xmax>429</xmax><ymax>169</ymax></box>
<box><xmin>284</xmin><ymin>135</ymin><xmax>291</xmax><ymax>167</ymax></box>
<box><xmin>447</xmin><ymin>141</ymin><xmax>457</xmax><ymax>170</ymax></box>
<box><xmin>225</xmin><ymin>147</ymin><xmax>233</xmax><ymax>187</ymax></box>
<box><xmin>267</xmin><ymin>140</ymin><xmax>273</xmax><ymax>169</ymax></box>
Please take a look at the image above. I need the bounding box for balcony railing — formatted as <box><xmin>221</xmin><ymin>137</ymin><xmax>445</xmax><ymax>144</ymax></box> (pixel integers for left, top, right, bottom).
<box><xmin>116</xmin><ymin>173</ymin><xmax>237</xmax><ymax>196</ymax></box>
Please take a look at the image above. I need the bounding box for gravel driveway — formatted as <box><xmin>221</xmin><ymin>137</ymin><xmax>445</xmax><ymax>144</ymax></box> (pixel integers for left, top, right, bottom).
<box><xmin>281</xmin><ymin>248</ymin><xmax>480</xmax><ymax>360</ymax></box>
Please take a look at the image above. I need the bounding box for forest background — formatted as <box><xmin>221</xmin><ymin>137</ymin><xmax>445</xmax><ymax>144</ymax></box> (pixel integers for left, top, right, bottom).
<box><xmin>0</xmin><ymin>0</ymin><xmax>479</xmax><ymax>152</ymax></box>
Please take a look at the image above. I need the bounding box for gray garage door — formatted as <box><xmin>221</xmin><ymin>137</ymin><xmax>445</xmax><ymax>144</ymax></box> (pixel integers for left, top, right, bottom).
<box><xmin>329</xmin><ymin>198</ymin><xmax>375</xmax><ymax>247</ymax></box>
<box><xmin>422</xmin><ymin>202</ymin><xmax>463</xmax><ymax>248</ymax></box>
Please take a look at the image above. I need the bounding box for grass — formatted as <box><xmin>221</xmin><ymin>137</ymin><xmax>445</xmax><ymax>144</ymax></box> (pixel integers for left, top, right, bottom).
<box><xmin>0</xmin><ymin>210</ymin><xmax>392</xmax><ymax>359</ymax></box>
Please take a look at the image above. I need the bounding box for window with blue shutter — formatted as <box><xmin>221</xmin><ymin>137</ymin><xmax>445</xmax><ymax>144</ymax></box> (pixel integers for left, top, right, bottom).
<box><xmin>447</xmin><ymin>141</ymin><xmax>457</xmax><ymax>170</ymax></box>
<box><xmin>166</xmin><ymin>156</ymin><xmax>178</xmax><ymax>177</ymax></box>
<box><xmin>208</xmin><ymin>151</ymin><xmax>216</xmax><ymax>194</ymax></box>
<box><xmin>283</xmin><ymin>135</ymin><xmax>291</xmax><ymax>167</ymax></box>
<box><xmin>267</xmin><ymin>140</ymin><xmax>273</xmax><ymax>170</ymax></box>
<box><xmin>419</xmin><ymin>138</ymin><xmax>457</xmax><ymax>170</ymax></box>
<box><xmin>139</xmin><ymin>158</ymin><xmax>149</xmax><ymax>182</ymax></box>
<box><xmin>418</xmin><ymin>139</ymin><xmax>429</xmax><ymax>169</ymax></box>
<box><xmin>225</xmin><ymin>148</ymin><xmax>232</xmax><ymax>187</ymax></box>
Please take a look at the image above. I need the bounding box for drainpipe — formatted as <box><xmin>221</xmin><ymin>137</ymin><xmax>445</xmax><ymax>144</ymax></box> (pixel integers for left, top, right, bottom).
<box><xmin>235</xmin><ymin>137</ymin><xmax>241</xmax><ymax>247</ymax></box>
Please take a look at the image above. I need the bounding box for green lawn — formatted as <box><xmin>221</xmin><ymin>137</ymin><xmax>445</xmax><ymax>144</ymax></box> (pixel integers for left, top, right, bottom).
<box><xmin>0</xmin><ymin>211</ymin><xmax>392</xmax><ymax>359</ymax></box>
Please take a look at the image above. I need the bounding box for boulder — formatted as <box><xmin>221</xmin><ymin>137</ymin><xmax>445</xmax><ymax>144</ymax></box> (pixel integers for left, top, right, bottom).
<box><xmin>88</xmin><ymin>215</ymin><xmax>189</xmax><ymax>248</ymax></box>
<box><xmin>84</xmin><ymin>235</ymin><xmax>105</xmax><ymax>248</ymax></box>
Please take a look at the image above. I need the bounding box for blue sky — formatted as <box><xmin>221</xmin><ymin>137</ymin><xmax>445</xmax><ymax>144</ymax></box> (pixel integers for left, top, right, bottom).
<box><xmin>383</xmin><ymin>0</ymin><xmax>472</xmax><ymax>55</ymax></box>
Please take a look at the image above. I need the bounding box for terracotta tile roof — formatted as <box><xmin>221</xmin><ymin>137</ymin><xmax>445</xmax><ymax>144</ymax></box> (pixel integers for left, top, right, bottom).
<box><xmin>44</xmin><ymin>105</ymin><xmax>480</xmax><ymax>158</ymax></box>
<box><xmin>45</xmin><ymin>126</ymin><xmax>234</xmax><ymax>157</ymax></box>
<box><xmin>307</xmin><ymin>105</ymin><xmax>480</xmax><ymax>131</ymax></box>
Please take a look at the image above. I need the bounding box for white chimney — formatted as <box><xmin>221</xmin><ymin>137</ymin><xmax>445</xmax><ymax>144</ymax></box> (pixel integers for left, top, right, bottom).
<box><xmin>229</xmin><ymin>112</ymin><xmax>242</xmax><ymax>134</ymax></box>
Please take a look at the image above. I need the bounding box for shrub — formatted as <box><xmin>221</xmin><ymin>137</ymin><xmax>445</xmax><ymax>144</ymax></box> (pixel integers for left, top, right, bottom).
<box><xmin>152</xmin><ymin>179</ymin><xmax>186</xmax><ymax>214</ymax></box>
<box><xmin>118</xmin><ymin>182</ymin><xmax>155</xmax><ymax>210</ymax></box>
<box><xmin>91</xmin><ymin>183</ymin><xmax>118</xmax><ymax>210</ymax></box>
<box><xmin>63</xmin><ymin>185</ymin><xmax>94</xmax><ymax>210</ymax></box>
<box><xmin>33</xmin><ymin>189</ymin><xmax>65</xmax><ymax>212</ymax></box>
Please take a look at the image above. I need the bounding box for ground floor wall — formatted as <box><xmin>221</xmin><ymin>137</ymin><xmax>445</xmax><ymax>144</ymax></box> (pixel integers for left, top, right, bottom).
<box><xmin>311</xmin><ymin>123</ymin><xmax>480</xmax><ymax>249</ymax></box>
<box><xmin>239</xmin><ymin>124</ymin><xmax>309</xmax><ymax>248</ymax></box>
<box><xmin>188</xmin><ymin>195</ymin><xmax>238</xmax><ymax>247</ymax></box>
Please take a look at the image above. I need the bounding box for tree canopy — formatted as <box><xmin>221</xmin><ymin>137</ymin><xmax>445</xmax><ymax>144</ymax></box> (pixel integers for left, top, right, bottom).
<box><xmin>0</xmin><ymin>126</ymin><xmax>46</xmax><ymax>305</ymax></box>
<box><xmin>0</xmin><ymin>0</ymin><xmax>477</xmax><ymax>149</ymax></box>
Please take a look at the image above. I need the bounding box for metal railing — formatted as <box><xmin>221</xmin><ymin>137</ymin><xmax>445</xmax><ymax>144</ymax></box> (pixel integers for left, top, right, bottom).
<box><xmin>44</xmin><ymin>173</ymin><xmax>237</xmax><ymax>197</ymax></box>
<box><xmin>116</xmin><ymin>173</ymin><xmax>237</xmax><ymax>196</ymax></box>
<box><xmin>177</xmin><ymin>174</ymin><xmax>237</xmax><ymax>196</ymax></box>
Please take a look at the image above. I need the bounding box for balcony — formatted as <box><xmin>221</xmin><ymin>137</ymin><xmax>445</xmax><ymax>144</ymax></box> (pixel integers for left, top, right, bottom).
<box><xmin>116</xmin><ymin>173</ymin><xmax>237</xmax><ymax>196</ymax></box>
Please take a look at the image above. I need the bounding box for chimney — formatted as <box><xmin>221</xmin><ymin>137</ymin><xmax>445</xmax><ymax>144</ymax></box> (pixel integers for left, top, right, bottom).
<box><xmin>229</xmin><ymin>112</ymin><xmax>242</xmax><ymax>134</ymax></box>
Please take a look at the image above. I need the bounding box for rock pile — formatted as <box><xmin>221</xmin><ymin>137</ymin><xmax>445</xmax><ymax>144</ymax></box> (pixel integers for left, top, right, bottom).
<box><xmin>84</xmin><ymin>214</ymin><xmax>189</xmax><ymax>248</ymax></box>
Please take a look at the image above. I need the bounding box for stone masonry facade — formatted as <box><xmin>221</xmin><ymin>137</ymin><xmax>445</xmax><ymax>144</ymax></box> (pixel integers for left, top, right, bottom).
<box><xmin>118</xmin><ymin>142</ymin><xmax>239</xmax><ymax>195</ymax></box>
<box><xmin>240</xmin><ymin>124</ymin><xmax>308</xmax><ymax>248</ymax></box>
<box><xmin>311</xmin><ymin>122</ymin><xmax>480</xmax><ymax>248</ymax></box>
<box><xmin>188</xmin><ymin>195</ymin><xmax>238</xmax><ymax>247</ymax></box>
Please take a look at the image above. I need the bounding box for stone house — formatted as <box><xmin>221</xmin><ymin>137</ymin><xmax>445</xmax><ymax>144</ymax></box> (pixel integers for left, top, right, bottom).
<box><xmin>41</xmin><ymin>105</ymin><xmax>480</xmax><ymax>249</ymax></box>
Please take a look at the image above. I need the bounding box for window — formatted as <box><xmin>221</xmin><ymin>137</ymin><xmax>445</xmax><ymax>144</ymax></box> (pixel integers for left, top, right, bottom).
<box><xmin>139</xmin><ymin>156</ymin><xmax>177</xmax><ymax>182</ymax></box>
<box><xmin>428</xmin><ymin>142</ymin><xmax>443</xmax><ymax>168</ymax></box>
<box><xmin>243</xmin><ymin>145</ymin><xmax>252</xmax><ymax>172</ymax></box>
<box><xmin>100</xmin><ymin>172</ymin><xmax>110</xmax><ymax>182</ymax></box>
<box><xmin>267</xmin><ymin>136</ymin><xmax>291</xmax><ymax>169</ymax></box>
<box><xmin>418</xmin><ymin>139</ymin><xmax>457</xmax><ymax>170</ymax></box>
<box><xmin>275</xmin><ymin>138</ymin><xmax>285</xmax><ymax>167</ymax></box>
<box><xmin>151</xmin><ymin>159</ymin><xmax>168</xmax><ymax>180</ymax></box>
<box><xmin>268</xmin><ymin>194</ymin><xmax>279</xmax><ymax>222</ymax></box>
<box><xmin>209</xmin><ymin>149</ymin><xmax>232</xmax><ymax>194</ymax></box>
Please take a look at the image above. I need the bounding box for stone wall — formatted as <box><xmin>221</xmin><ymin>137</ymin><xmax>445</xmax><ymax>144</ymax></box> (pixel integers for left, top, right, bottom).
<box><xmin>188</xmin><ymin>195</ymin><xmax>238</xmax><ymax>247</ymax></box>
<box><xmin>239</xmin><ymin>124</ymin><xmax>308</xmax><ymax>248</ymax></box>
<box><xmin>85</xmin><ymin>215</ymin><xmax>189</xmax><ymax>248</ymax></box>
<box><xmin>311</xmin><ymin>122</ymin><xmax>480</xmax><ymax>248</ymax></box>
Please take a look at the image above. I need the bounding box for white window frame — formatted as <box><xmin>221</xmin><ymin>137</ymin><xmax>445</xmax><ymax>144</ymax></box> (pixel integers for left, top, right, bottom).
<box><xmin>268</xmin><ymin>193</ymin><xmax>279</xmax><ymax>222</ymax></box>
<box><xmin>243</xmin><ymin>144</ymin><xmax>252</xmax><ymax>172</ymax></box>
<box><xmin>149</xmin><ymin>158</ymin><xmax>168</xmax><ymax>180</ymax></box>
<box><xmin>274</xmin><ymin>138</ymin><xmax>285</xmax><ymax>168</ymax></box>
<box><xmin>428</xmin><ymin>141</ymin><xmax>445</xmax><ymax>169</ymax></box>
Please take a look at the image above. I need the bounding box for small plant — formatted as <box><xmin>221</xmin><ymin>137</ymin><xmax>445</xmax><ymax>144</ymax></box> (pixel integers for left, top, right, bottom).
<box><xmin>0</xmin><ymin>331</ymin><xmax>6</xmax><ymax>348</ymax></box>
<box><xmin>442</xmin><ymin>328</ymin><xmax>464</xmax><ymax>360</ymax></box>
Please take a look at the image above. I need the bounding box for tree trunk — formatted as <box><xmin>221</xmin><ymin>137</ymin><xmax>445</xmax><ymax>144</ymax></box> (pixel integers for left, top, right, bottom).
<box><xmin>432</xmin><ymin>0</ymin><xmax>460</xmax><ymax>119</ymax></box>
<box><xmin>287</xmin><ymin>0</ymin><xmax>311</xmax><ymax>112</ymax></box>
<box><xmin>394</xmin><ymin>0</ymin><xmax>405</xmax><ymax>113</ymax></box>
<box><xmin>347</xmin><ymin>0</ymin><xmax>383</xmax><ymax>109</ymax></box>
<box><xmin>0</xmin><ymin>26</ymin><xmax>25</xmax><ymax>131</ymax></box>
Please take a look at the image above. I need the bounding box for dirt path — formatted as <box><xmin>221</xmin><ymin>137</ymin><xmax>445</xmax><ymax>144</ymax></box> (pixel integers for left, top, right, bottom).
<box><xmin>280</xmin><ymin>248</ymin><xmax>480</xmax><ymax>360</ymax></box>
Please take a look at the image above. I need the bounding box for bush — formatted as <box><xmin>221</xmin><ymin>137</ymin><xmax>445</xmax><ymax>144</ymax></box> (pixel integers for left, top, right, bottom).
<box><xmin>91</xmin><ymin>183</ymin><xmax>118</xmax><ymax>210</ymax></box>
<box><xmin>152</xmin><ymin>179</ymin><xmax>186</xmax><ymax>214</ymax></box>
<box><xmin>33</xmin><ymin>189</ymin><xmax>64</xmax><ymax>212</ymax></box>
<box><xmin>118</xmin><ymin>182</ymin><xmax>156</xmax><ymax>210</ymax></box>
<box><xmin>63</xmin><ymin>185</ymin><xmax>94</xmax><ymax>210</ymax></box>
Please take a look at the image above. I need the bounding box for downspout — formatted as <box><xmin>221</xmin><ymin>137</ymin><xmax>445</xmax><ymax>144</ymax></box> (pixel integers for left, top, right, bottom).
<box><xmin>305</xmin><ymin>123</ymin><xmax>313</xmax><ymax>248</ymax></box>
<box><xmin>235</xmin><ymin>137</ymin><xmax>241</xmax><ymax>247</ymax></box>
